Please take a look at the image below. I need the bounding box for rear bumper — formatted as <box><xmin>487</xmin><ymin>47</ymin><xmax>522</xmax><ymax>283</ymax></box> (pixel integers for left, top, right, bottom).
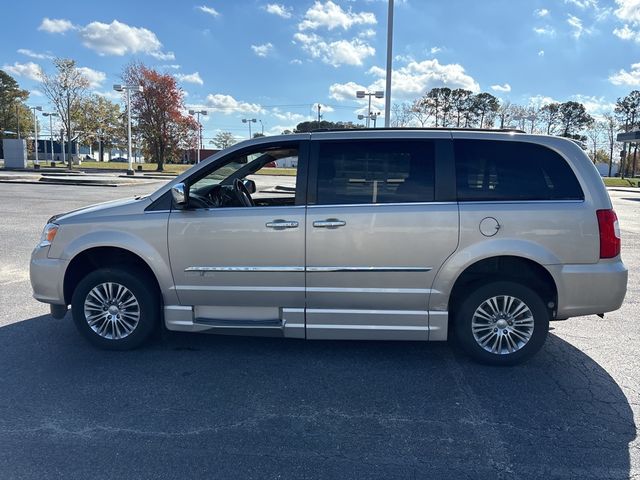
<box><xmin>549</xmin><ymin>260</ymin><xmax>628</xmax><ymax>318</ymax></box>
<box><xmin>30</xmin><ymin>246</ymin><xmax>67</xmax><ymax>306</ymax></box>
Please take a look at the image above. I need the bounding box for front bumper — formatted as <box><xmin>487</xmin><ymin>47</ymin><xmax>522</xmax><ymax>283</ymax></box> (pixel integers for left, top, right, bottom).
<box><xmin>548</xmin><ymin>260</ymin><xmax>628</xmax><ymax>318</ymax></box>
<box><xmin>30</xmin><ymin>246</ymin><xmax>68</xmax><ymax>306</ymax></box>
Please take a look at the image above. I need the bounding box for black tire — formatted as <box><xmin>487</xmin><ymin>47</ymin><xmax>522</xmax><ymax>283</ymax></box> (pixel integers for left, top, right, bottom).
<box><xmin>454</xmin><ymin>281</ymin><xmax>549</xmax><ymax>366</ymax></box>
<box><xmin>71</xmin><ymin>267</ymin><xmax>159</xmax><ymax>350</ymax></box>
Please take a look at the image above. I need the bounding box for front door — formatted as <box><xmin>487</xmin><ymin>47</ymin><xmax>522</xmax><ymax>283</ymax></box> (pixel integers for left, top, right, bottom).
<box><xmin>167</xmin><ymin>141</ymin><xmax>306</xmax><ymax>336</ymax></box>
<box><xmin>305</xmin><ymin>134</ymin><xmax>459</xmax><ymax>340</ymax></box>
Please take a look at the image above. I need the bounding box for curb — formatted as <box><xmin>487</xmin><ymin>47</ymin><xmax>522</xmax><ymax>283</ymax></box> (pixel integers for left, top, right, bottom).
<box><xmin>0</xmin><ymin>180</ymin><xmax>119</xmax><ymax>187</ymax></box>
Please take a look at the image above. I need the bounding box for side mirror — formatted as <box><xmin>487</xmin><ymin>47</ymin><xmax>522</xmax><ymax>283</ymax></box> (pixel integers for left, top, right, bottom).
<box><xmin>243</xmin><ymin>179</ymin><xmax>256</xmax><ymax>194</ymax></box>
<box><xmin>171</xmin><ymin>182</ymin><xmax>188</xmax><ymax>207</ymax></box>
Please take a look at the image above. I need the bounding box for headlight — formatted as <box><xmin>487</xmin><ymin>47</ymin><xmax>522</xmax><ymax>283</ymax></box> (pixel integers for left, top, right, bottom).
<box><xmin>38</xmin><ymin>223</ymin><xmax>59</xmax><ymax>248</ymax></box>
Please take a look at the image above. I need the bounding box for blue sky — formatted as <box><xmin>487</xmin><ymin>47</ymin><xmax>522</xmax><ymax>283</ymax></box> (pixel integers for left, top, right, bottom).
<box><xmin>2</xmin><ymin>0</ymin><xmax>639</xmax><ymax>141</ymax></box>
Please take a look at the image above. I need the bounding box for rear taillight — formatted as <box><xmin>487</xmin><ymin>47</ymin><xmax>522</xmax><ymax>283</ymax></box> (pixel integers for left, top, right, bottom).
<box><xmin>596</xmin><ymin>209</ymin><xmax>621</xmax><ymax>259</ymax></box>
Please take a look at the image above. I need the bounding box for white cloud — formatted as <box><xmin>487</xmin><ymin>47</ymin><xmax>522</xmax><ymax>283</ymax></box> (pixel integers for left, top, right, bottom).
<box><xmin>395</xmin><ymin>54</ymin><xmax>415</xmax><ymax>62</ymax></box>
<box><xmin>205</xmin><ymin>93</ymin><xmax>263</xmax><ymax>114</ymax></box>
<box><xmin>358</xmin><ymin>28</ymin><xmax>376</xmax><ymax>38</ymax></box>
<box><xmin>491</xmin><ymin>83</ymin><xmax>512</xmax><ymax>93</ymax></box>
<box><xmin>175</xmin><ymin>72</ymin><xmax>204</xmax><ymax>85</ymax></box>
<box><xmin>299</xmin><ymin>0</ymin><xmax>376</xmax><ymax>30</ymax></box>
<box><xmin>17</xmin><ymin>49</ymin><xmax>53</xmax><ymax>60</ymax></box>
<box><xmin>78</xmin><ymin>20</ymin><xmax>174</xmax><ymax>59</ymax></box>
<box><xmin>429</xmin><ymin>46</ymin><xmax>442</xmax><ymax>55</ymax></box>
<box><xmin>613</xmin><ymin>23</ymin><xmax>639</xmax><ymax>39</ymax></box>
<box><xmin>612</xmin><ymin>1</ymin><xmax>640</xmax><ymax>40</ymax></box>
<box><xmin>538</xmin><ymin>49</ymin><xmax>545</xmax><ymax>56</ymax></box>
<box><xmin>329</xmin><ymin>80</ymin><xmax>368</xmax><ymax>101</ymax></box>
<box><xmin>370</xmin><ymin>58</ymin><xmax>480</xmax><ymax>97</ymax></box>
<box><xmin>565</xmin><ymin>0</ymin><xmax>598</xmax><ymax>8</ymax></box>
<box><xmin>330</xmin><ymin>58</ymin><xmax>480</xmax><ymax>106</ymax></box>
<box><xmin>533</xmin><ymin>26</ymin><xmax>556</xmax><ymax>35</ymax></box>
<box><xmin>251</xmin><ymin>43</ymin><xmax>274</xmax><ymax>57</ymax></box>
<box><xmin>528</xmin><ymin>95</ymin><xmax>559</xmax><ymax>107</ymax></box>
<box><xmin>77</xmin><ymin>67</ymin><xmax>106</xmax><ymax>88</ymax></box>
<box><xmin>197</xmin><ymin>5</ymin><xmax>220</xmax><ymax>17</ymax></box>
<box><xmin>615</xmin><ymin>0</ymin><xmax>640</xmax><ymax>23</ymax></box>
<box><xmin>264</xmin><ymin>3</ymin><xmax>293</xmax><ymax>18</ymax></box>
<box><xmin>2</xmin><ymin>61</ymin><xmax>43</xmax><ymax>82</ymax></box>
<box><xmin>150</xmin><ymin>51</ymin><xmax>176</xmax><ymax>60</ymax></box>
<box><xmin>290</xmin><ymin>59</ymin><xmax>303</xmax><ymax>64</ymax></box>
<box><xmin>535</xmin><ymin>8</ymin><xmax>550</xmax><ymax>17</ymax></box>
<box><xmin>313</xmin><ymin>103</ymin><xmax>334</xmax><ymax>113</ymax></box>
<box><xmin>161</xmin><ymin>64</ymin><xmax>181</xmax><ymax>69</ymax></box>
<box><xmin>293</xmin><ymin>32</ymin><xmax>374</xmax><ymax>66</ymax></box>
<box><xmin>567</xmin><ymin>14</ymin><xmax>591</xmax><ymax>38</ymax></box>
<box><xmin>94</xmin><ymin>90</ymin><xmax>122</xmax><ymax>101</ymax></box>
<box><xmin>271</xmin><ymin>108</ymin><xmax>306</xmax><ymax>123</ymax></box>
<box><xmin>38</xmin><ymin>18</ymin><xmax>75</xmax><ymax>34</ymax></box>
<box><xmin>570</xmin><ymin>94</ymin><xmax>615</xmax><ymax>117</ymax></box>
<box><xmin>30</xmin><ymin>89</ymin><xmax>44</xmax><ymax>97</ymax></box>
<box><xmin>609</xmin><ymin>61</ymin><xmax>640</xmax><ymax>85</ymax></box>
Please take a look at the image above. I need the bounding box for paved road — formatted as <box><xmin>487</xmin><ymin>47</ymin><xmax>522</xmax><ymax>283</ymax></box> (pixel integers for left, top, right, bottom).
<box><xmin>0</xmin><ymin>182</ymin><xmax>638</xmax><ymax>479</ymax></box>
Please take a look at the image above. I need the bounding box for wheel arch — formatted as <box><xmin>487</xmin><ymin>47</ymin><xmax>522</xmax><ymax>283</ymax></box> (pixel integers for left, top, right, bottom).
<box><xmin>63</xmin><ymin>246</ymin><xmax>162</xmax><ymax>307</ymax></box>
<box><xmin>446</xmin><ymin>255</ymin><xmax>558</xmax><ymax>319</ymax></box>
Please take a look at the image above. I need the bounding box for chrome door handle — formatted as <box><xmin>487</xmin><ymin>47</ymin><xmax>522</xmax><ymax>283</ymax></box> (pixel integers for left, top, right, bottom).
<box><xmin>313</xmin><ymin>219</ymin><xmax>346</xmax><ymax>229</ymax></box>
<box><xmin>266</xmin><ymin>220</ymin><xmax>299</xmax><ymax>230</ymax></box>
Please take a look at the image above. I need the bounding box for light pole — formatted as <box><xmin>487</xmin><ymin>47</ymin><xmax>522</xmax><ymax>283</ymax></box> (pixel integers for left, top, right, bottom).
<box><xmin>42</xmin><ymin>112</ymin><xmax>59</xmax><ymax>163</ymax></box>
<box><xmin>356</xmin><ymin>91</ymin><xmax>384</xmax><ymax>128</ymax></box>
<box><xmin>188</xmin><ymin>109</ymin><xmax>208</xmax><ymax>163</ymax></box>
<box><xmin>113</xmin><ymin>84</ymin><xmax>144</xmax><ymax>175</ymax></box>
<box><xmin>357</xmin><ymin>111</ymin><xmax>381</xmax><ymax>128</ymax></box>
<box><xmin>258</xmin><ymin>119</ymin><xmax>264</xmax><ymax>135</ymax></box>
<box><xmin>15</xmin><ymin>103</ymin><xmax>21</xmax><ymax>139</ymax></box>
<box><xmin>242</xmin><ymin>118</ymin><xmax>256</xmax><ymax>138</ymax></box>
<box><xmin>384</xmin><ymin>0</ymin><xmax>394</xmax><ymax>127</ymax></box>
<box><xmin>371</xmin><ymin>111</ymin><xmax>381</xmax><ymax>128</ymax></box>
<box><xmin>30</xmin><ymin>106</ymin><xmax>42</xmax><ymax>167</ymax></box>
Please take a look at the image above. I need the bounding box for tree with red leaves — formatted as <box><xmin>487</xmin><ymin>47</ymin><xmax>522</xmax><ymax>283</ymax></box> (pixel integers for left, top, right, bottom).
<box><xmin>122</xmin><ymin>63</ymin><xmax>198</xmax><ymax>171</ymax></box>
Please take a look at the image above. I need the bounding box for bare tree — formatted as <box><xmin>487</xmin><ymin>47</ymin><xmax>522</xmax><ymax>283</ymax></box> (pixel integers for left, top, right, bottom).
<box><xmin>496</xmin><ymin>100</ymin><xmax>514</xmax><ymax>129</ymax></box>
<box><xmin>601</xmin><ymin>114</ymin><xmax>620</xmax><ymax>176</ymax></box>
<box><xmin>40</xmin><ymin>59</ymin><xmax>90</xmax><ymax>169</ymax></box>
<box><xmin>585</xmin><ymin>121</ymin><xmax>605</xmax><ymax>164</ymax></box>
<box><xmin>390</xmin><ymin>103</ymin><xmax>413</xmax><ymax>127</ymax></box>
<box><xmin>409</xmin><ymin>98</ymin><xmax>432</xmax><ymax>127</ymax></box>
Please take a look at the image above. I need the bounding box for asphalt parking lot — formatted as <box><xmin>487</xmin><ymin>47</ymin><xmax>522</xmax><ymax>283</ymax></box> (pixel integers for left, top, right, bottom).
<box><xmin>0</xmin><ymin>182</ymin><xmax>638</xmax><ymax>479</ymax></box>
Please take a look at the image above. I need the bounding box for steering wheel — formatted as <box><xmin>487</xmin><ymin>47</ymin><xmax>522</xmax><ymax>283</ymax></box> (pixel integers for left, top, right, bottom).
<box><xmin>233</xmin><ymin>178</ymin><xmax>254</xmax><ymax>207</ymax></box>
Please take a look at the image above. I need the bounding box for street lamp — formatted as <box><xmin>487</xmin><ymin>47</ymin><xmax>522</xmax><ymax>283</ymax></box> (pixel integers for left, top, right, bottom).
<box><xmin>384</xmin><ymin>0</ymin><xmax>394</xmax><ymax>127</ymax></box>
<box><xmin>258</xmin><ymin>119</ymin><xmax>264</xmax><ymax>135</ymax></box>
<box><xmin>242</xmin><ymin>118</ymin><xmax>256</xmax><ymax>138</ymax></box>
<box><xmin>355</xmin><ymin>91</ymin><xmax>384</xmax><ymax>128</ymax></box>
<box><xmin>42</xmin><ymin>112</ymin><xmax>59</xmax><ymax>163</ymax></box>
<box><xmin>30</xmin><ymin>106</ymin><xmax>42</xmax><ymax>166</ymax></box>
<box><xmin>188</xmin><ymin>109</ymin><xmax>208</xmax><ymax>163</ymax></box>
<box><xmin>113</xmin><ymin>84</ymin><xmax>144</xmax><ymax>175</ymax></box>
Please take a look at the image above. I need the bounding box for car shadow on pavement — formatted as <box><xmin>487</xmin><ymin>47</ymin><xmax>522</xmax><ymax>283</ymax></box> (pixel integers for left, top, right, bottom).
<box><xmin>0</xmin><ymin>314</ymin><xmax>635</xmax><ymax>480</ymax></box>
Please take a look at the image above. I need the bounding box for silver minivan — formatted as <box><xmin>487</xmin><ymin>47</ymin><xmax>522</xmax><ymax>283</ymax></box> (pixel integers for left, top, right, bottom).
<box><xmin>30</xmin><ymin>129</ymin><xmax>628</xmax><ymax>365</ymax></box>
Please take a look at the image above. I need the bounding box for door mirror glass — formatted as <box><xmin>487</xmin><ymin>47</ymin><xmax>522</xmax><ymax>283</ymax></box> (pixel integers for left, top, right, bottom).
<box><xmin>172</xmin><ymin>182</ymin><xmax>188</xmax><ymax>206</ymax></box>
<box><xmin>243</xmin><ymin>179</ymin><xmax>257</xmax><ymax>194</ymax></box>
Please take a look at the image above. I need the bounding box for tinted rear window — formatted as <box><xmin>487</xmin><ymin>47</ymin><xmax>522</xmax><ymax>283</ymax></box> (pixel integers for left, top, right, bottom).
<box><xmin>455</xmin><ymin>140</ymin><xmax>584</xmax><ymax>201</ymax></box>
<box><xmin>316</xmin><ymin>140</ymin><xmax>435</xmax><ymax>205</ymax></box>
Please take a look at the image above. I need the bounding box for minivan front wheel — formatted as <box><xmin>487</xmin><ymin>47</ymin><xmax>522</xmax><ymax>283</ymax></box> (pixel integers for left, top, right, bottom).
<box><xmin>71</xmin><ymin>267</ymin><xmax>159</xmax><ymax>350</ymax></box>
<box><xmin>454</xmin><ymin>281</ymin><xmax>549</xmax><ymax>365</ymax></box>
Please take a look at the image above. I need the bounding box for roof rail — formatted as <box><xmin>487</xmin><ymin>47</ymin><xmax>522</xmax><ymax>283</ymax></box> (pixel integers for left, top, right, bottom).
<box><xmin>309</xmin><ymin>127</ymin><xmax>526</xmax><ymax>134</ymax></box>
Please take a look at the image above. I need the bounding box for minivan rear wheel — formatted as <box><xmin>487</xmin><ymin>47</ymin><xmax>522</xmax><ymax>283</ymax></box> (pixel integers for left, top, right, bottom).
<box><xmin>71</xmin><ymin>267</ymin><xmax>159</xmax><ymax>350</ymax></box>
<box><xmin>454</xmin><ymin>281</ymin><xmax>549</xmax><ymax>365</ymax></box>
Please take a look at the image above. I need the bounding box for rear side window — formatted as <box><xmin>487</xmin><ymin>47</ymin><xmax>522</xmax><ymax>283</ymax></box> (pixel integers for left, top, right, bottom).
<box><xmin>316</xmin><ymin>140</ymin><xmax>435</xmax><ymax>205</ymax></box>
<box><xmin>455</xmin><ymin>140</ymin><xmax>584</xmax><ymax>201</ymax></box>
